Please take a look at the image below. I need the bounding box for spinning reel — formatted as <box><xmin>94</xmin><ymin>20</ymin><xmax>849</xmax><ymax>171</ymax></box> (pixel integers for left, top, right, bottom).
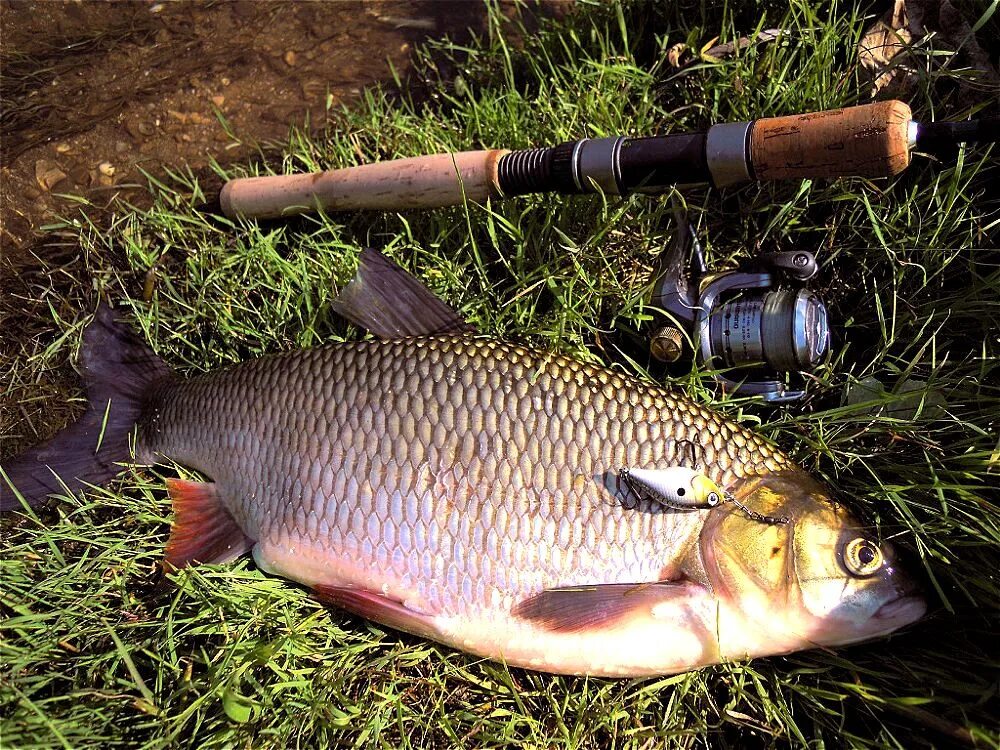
<box><xmin>648</xmin><ymin>219</ymin><xmax>829</xmax><ymax>402</ymax></box>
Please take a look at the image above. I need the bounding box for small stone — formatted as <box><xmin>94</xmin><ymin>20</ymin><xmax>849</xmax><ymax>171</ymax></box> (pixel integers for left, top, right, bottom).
<box><xmin>284</xmin><ymin>50</ymin><xmax>297</xmax><ymax>66</ymax></box>
<box><xmin>35</xmin><ymin>159</ymin><xmax>67</xmax><ymax>191</ymax></box>
<box><xmin>55</xmin><ymin>143</ymin><xmax>72</xmax><ymax>154</ymax></box>
<box><xmin>69</xmin><ymin>166</ymin><xmax>92</xmax><ymax>187</ymax></box>
<box><xmin>211</xmin><ymin>95</ymin><xmax>225</xmax><ymax>107</ymax></box>
<box><xmin>98</xmin><ymin>161</ymin><xmax>116</xmax><ymax>177</ymax></box>
<box><xmin>124</xmin><ymin>118</ymin><xmax>155</xmax><ymax>139</ymax></box>
<box><xmin>124</xmin><ymin>119</ymin><xmax>142</xmax><ymax>139</ymax></box>
<box><xmin>221</xmin><ymin>76</ymin><xmax>231</xmax><ymax>86</ymax></box>
<box><xmin>845</xmin><ymin>376</ymin><xmax>885</xmax><ymax>406</ymax></box>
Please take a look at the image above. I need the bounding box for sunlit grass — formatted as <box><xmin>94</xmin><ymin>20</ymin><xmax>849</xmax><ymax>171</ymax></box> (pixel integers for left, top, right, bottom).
<box><xmin>2</xmin><ymin>0</ymin><xmax>998</xmax><ymax>747</ymax></box>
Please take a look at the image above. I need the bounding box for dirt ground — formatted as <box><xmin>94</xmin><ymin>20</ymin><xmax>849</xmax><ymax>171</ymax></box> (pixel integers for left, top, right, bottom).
<box><xmin>0</xmin><ymin>0</ymin><xmax>518</xmax><ymax>262</ymax></box>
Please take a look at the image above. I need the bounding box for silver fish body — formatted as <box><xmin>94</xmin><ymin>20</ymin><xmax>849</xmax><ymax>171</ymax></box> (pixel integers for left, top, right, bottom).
<box><xmin>140</xmin><ymin>335</ymin><xmax>799</xmax><ymax>674</ymax></box>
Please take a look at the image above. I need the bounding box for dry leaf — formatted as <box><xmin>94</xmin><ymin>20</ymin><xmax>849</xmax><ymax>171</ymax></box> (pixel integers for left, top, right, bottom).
<box><xmin>699</xmin><ymin>36</ymin><xmax>721</xmax><ymax>61</ymax></box>
<box><xmin>704</xmin><ymin>29</ymin><xmax>786</xmax><ymax>59</ymax></box>
<box><xmin>858</xmin><ymin>0</ymin><xmax>1000</xmax><ymax>101</ymax></box>
<box><xmin>859</xmin><ymin>0</ymin><xmax>915</xmax><ymax>97</ymax></box>
<box><xmin>666</xmin><ymin>43</ymin><xmax>689</xmax><ymax>68</ymax></box>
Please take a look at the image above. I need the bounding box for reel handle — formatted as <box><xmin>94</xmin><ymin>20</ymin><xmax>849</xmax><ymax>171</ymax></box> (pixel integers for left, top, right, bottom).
<box><xmin>220</xmin><ymin>149</ymin><xmax>509</xmax><ymax>219</ymax></box>
<box><xmin>750</xmin><ymin>100</ymin><xmax>913</xmax><ymax>181</ymax></box>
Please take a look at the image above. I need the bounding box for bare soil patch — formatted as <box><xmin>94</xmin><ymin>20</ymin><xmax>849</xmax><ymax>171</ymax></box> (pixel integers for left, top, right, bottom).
<box><xmin>0</xmin><ymin>0</ymin><xmax>496</xmax><ymax>258</ymax></box>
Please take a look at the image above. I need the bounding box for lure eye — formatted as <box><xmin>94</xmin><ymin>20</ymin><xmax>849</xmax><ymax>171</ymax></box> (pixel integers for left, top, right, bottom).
<box><xmin>706</xmin><ymin>492</ymin><xmax>720</xmax><ymax>507</ymax></box>
<box><xmin>843</xmin><ymin>537</ymin><xmax>884</xmax><ymax>577</ymax></box>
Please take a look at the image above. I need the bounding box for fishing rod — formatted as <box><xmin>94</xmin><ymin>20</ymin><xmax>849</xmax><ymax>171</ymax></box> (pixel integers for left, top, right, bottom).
<box><xmin>219</xmin><ymin>100</ymin><xmax>998</xmax><ymax>219</ymax></box>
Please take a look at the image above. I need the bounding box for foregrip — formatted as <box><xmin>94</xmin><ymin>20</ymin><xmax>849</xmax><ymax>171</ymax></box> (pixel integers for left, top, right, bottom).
<box><xmin>749</xmin><ymin>100</ymin><xmax>914</xmax><ymax>183</ymax></box>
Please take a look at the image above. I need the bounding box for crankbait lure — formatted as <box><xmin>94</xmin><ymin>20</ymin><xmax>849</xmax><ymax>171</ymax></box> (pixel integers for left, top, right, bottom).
<box><xmin>619</xmin><ymin>466</ymin><xmax>789</xmax><ymax>525</ymax></box>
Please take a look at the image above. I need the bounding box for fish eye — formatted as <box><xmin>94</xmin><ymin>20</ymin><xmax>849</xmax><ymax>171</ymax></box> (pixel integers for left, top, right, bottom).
<box><xmin>843</xmin><ymin>537</ymin><xmax>884</xmax><ymax>577</ymax></box>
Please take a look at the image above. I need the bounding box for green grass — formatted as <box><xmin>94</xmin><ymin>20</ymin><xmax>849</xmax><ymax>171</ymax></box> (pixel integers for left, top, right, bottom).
<box><xmin>2</xmin><ymin>0</ymin><xmax>998</xmax><ymax>747</ymax></box>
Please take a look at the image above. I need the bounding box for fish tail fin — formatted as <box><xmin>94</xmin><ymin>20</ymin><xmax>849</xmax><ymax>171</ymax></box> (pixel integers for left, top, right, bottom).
<box><xmin>1</xmin><ymin>304</ymin><xmax>172</xmax><ymax>511</ymax></box>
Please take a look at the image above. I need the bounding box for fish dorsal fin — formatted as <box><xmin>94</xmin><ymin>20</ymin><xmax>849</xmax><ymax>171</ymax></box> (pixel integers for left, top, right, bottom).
<box><xmin>331</xmin><ymin>248</ymin><xmax>475</xmax><ymax>340</ymax></box>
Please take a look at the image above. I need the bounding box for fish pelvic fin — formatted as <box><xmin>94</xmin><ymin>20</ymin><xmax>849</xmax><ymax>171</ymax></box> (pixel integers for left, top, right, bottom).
<box><xmin>512</xmin><ymin>581</ymin><xmax>698</xmax><ymax>633</ymax></box>
<box><xmin>332</xmin><ymin>248</ymin><xmax>476</xmax><ymax>339</ymax></box>
<box><xmin>164</xmin><ymin>479</ymin><xmax>253</xmax><ymax>569</ymax></box>
<box><xmin>1</xmin><ymin>303</ymin><xmax>173</xmax><ymax>511</ymax></box>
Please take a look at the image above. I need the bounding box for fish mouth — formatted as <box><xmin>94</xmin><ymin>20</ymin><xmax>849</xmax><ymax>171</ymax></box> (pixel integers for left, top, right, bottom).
<box><xmin>873</xmin><ymin>594</ymin><xmax>927</xmax><ymax>623</ymax></box>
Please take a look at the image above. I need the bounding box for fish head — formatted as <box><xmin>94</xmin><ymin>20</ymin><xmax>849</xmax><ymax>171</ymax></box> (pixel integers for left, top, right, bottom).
<box><xmin>693</xmin><ymin>471</ymin><xmax>926</xmax><ymax>657</ymax></box>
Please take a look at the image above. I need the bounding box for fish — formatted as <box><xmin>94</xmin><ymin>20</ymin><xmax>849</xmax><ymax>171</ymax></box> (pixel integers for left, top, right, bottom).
<box><xmin>0</xmin><ymin>249</ymin><xmax>926</xmax><ymax>677</ymax></box>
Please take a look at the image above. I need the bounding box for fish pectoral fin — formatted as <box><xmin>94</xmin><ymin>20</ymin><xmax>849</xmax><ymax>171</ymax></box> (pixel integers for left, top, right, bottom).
<box><xmin>331</xmin><ymin>248</ymin><xmax>476</xmax><ymax>339</ymax></box>
<box><xmin>313</xmin><ymin>584</ymin><xmax>441</xmax><ymax>640</ymax></box>
<box><xmin>512</xmin><ymin>581</ymin><xmax>697</xmax><ymax>633</ymax></box>
<box><xmin>164</xmin><ymin>479</ymin><xmax>253</xmax><ymax>569</ymax></box>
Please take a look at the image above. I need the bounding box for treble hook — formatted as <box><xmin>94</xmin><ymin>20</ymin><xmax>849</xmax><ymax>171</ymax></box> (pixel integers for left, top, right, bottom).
<box><xmin>675</xmin><ymin>438</ymin><xmax>698</xmax><ymax>468</ymax></box>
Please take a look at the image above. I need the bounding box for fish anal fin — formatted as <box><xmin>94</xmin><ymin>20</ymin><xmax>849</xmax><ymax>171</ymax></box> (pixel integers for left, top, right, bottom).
<box><xmin>512</xmin><ymin>581</ymin><xmax>697</xmax><ymax>633</ymax></box>
<box><xmin>313</xmin><ymin>584</ymin><xmax>440</xmax><ymax>640</ymax></box>
<box><xmin>331</xmin><ymin>248</ymin><xmax>476</xmax><ymax>339</ymax></box>
<box><xmin>164</xmin><ymin>478</ymin><xmax>252</xmax><ymax>569</ymax></box>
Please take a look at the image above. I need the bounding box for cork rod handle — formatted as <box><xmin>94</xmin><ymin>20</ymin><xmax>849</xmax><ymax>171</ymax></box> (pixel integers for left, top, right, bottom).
<box><xmin>220</xmin><ymin>149</ymin><xmax>509</xmax><ymax>219</ymax></box>
<box><xmin>750</xmin><ymin>101</ymin><xmax>913</xmax><ymax>181</ymax></box>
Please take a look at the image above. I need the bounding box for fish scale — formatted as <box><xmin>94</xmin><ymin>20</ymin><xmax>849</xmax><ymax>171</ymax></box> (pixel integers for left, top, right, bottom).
<box><xmin>139</xmin><ymin>335</ymin><xmax>790</xmax><ymax>617</ymax></box>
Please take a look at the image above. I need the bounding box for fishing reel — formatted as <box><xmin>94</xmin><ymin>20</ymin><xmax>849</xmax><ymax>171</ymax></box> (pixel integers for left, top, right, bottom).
<box><xmin>649</xmin><ymin>221</ymin><xmax>829</xmax><ymax>402</ymax></box>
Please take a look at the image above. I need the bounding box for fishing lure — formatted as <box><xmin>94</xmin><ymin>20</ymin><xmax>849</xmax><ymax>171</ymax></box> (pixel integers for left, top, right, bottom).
<box><xmin>619</xmin><ymin>466</ymin><xmax>788</xmax><ymax>525</ymax></box>
<box><xmin>619</xmin><ymin>466</ymin><xmax>724</xmax><ymax>509</ymax></box>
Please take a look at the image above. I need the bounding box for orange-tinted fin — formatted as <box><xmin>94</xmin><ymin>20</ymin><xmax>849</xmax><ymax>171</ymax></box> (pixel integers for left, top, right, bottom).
<box><xmin>164</xmin><ymin>478</ymin><xmax>253</xmax><ymax>569</ymax></box>
<box><xmin>331</xmin><ymin>248</ymin><xmax>476</xmax><ymax>339</ymax></box>
<box><xmin>512</xmin><ymin>581</ymin><xmax>696</xmax><ymax>633</ymax></box>
<box><xmin>313</xmin><ymin>584</ymin><xmax>440</xmax><ymax>640</ymax></box>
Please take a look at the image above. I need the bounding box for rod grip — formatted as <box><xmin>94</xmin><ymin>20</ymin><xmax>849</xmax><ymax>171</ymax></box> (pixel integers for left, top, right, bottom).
<box><xmin>220</xmin><ymin>149</ymin><xmax>509</xmax><ymax>219</ymax></box>
<box><xmin>751</xmin><ymin>101</ymin><xmax>912</xmax><ymax>181</ymax></box>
